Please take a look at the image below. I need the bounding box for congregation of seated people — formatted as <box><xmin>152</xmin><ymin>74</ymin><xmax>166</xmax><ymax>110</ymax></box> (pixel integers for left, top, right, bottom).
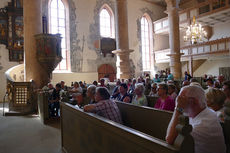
<box><xmin>41</xmin><ymin>71</ymin><xmax>230</xmax><ymax>153</ymax></box>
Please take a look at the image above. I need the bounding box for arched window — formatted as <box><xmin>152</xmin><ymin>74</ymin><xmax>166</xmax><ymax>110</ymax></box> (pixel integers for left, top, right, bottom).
<box><xmin>141</xmin><ymin>14</ymin><xmax>153</xmax><ymax>71</ymax></box>
<box><xmin>99</xmin><ymin>5</ymin><xmax>115</xmax><ymax>38</ymax></box>
<box><xmin>49</xmin><ymin>0</ymin><xmax>69</xmax><ymax>71</ymax></box>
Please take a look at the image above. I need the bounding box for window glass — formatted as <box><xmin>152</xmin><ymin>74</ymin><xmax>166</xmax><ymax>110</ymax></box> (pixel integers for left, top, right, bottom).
<box><xmin>50</xmin><ymin>0</ymin><xmax>68</xmax><ymax>70</ymax></box>
<box><xmin>141</xmin><ymin>15</ymin><xmax>153</xmax><ymax>71</ymax></box>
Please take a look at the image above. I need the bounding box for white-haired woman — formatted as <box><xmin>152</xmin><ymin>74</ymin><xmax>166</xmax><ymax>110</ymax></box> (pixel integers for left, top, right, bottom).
<box><xmin>132</xmin><ymin>83</ymin><xmax>147</xmax><ymax>106</ymax></box>
<box><xmin>206</xmin><ymin>88</ymin><xmax>226</xmax><ymax>122</ymax></box>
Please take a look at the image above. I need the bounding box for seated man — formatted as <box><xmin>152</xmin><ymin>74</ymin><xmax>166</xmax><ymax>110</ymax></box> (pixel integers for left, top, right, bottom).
<box><xmin>111</xmin><ymin>80</ymin><xmax>121</xmax><ymax>99</ymax></box>
<box><xmin>115</xmin><ymin>83</ymin><xmax>131</xmax><ymax>103</ymax></box>
<box><xmin>84</xmin><ymin>87</ymin><xmax>122</xmax><ymax>124</ymax></box>
<box><xmin>48</xmin><ymin>83</ymin><xmax>62</xmax><ymax>117</ymax></box>
<box><xmin>166</xmin><ymin>85</ymin><xmax>226</xmax><ymax>153</ymax></box>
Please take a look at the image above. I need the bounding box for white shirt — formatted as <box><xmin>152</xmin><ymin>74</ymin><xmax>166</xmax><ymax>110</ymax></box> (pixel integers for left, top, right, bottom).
<box><xmin>189</xmin><ymin>108</ymin><xmax>226</xmax><ymax>153</ymax></box>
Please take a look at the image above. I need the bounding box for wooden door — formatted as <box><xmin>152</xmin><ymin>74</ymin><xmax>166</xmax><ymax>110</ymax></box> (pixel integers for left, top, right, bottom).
<box><xmin>98</xmin><ymin>64</ymin><xmax>116</xmax><ymax>82</ymax></box>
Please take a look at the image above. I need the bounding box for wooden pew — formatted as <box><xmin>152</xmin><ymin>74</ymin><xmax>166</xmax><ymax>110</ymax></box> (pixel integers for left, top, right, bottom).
<box><xmin>61</xmin><ymin>102</ymin><xmax>194</xmax><ymax>153</ymax></box>
<box><xmin>37</xmin><ymin>92</ymin><xmax>49</xmax><ymax>124</ymax></box>
<box><xmin>146</xmin><ymin>96</ymin><xmax>158</xmax><ymax>108</ymax></box>
<box><xmin>116</xmin><ymin>101</ymin><xmax>171</xmax><ymax>140</ymax></box>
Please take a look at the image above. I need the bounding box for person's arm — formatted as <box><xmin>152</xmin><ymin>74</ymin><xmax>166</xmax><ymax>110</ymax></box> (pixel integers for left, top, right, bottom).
<box><xmin>83</xmin><ymin>104</ymin><xmax>96</xmax><ymax>112</ymax></box>
<box><xmin>166</xmin><ymin>109</ymin><xmax>181</xmax><ymax>144</ymax></box>
<box><xmin>166</xmin><ymin>95</ymin><xmax>188</xmax><ymax>144</ymax></box>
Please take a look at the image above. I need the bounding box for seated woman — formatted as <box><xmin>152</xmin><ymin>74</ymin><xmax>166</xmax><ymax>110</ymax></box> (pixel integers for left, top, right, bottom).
<box><xmin>83</xmin><ymin>87</ymin><xmax>122</xmax><ymax>124</ymax></box>
<box><xmin>132</xmin><ymin>83</ymin><xmax>147</xmax><ymax>106</ymax></box>
<box><xmin>206</xmin><ymin>88</ymin><xmax>226</xmax><ymax>122</ymax></box>
<box><xmin>87</xmin><ymin>85</ymin><xmax>97</xmax><ymax>104</ymax></box>
<box><xmin>154</xmin><ymin>83</ymin><xmax>175</xmax><ymax>111</ymax></box>
<box><xmin>149</xmin><ymin>83</ymin><xmax>158</xmax><ymax>97</ymax></box>
<box><xmin>69</xmin><ymin>81</ymin><xmax>83</xmax><ymax>94</ymax></box>
<box><xmin>168</xmin><ymin>84</ymin><xmax>177</xmax><ymax>100</ymax></box>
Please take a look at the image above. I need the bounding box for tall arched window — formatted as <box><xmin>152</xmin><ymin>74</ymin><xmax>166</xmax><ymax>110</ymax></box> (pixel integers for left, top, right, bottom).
<box><xmin>141</xmin><ymin>14</ymin><xmax>153</xmax><ymax>71</ymax></box>
<box><xmin>49</xmin><ymin>0</ymin><xmax>69</xmax><ymax>71</ymax></box>
<box><xmin>99</xmin><ymin>5</ymin><xmax>115</xmax><ymax>38</ymax></box>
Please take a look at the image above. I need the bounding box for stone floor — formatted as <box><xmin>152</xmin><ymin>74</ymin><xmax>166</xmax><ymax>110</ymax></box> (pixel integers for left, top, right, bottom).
<box><xmin>0</xmin><ymin>103</ymin><xmax>62</xmax><ymax>153</ymax></box>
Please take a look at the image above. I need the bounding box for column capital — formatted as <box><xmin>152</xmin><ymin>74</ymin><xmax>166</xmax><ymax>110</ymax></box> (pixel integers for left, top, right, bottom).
<box><xmin>112</xmin><ymin>49</ymin><xmax>134</xmax><ymax>55</ymax></box>
<box><xmin>165</xmin><ymin>0</ymin><xmax>180</xmax><ymax>11</ymax></box>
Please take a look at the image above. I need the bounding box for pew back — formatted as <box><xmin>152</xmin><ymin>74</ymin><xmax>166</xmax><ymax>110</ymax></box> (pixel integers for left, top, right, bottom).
<box><xmin>116</xmin><ymin>101</ymin><xmax>173</xmax><ymax>140</ymax></box>
<box><xmin>61</xmin><ymin>102</ymin><xmax>180</xmax><ymax>153</ymax></box>
<box><xmin>146</xmin><ymin>96</ymin><xmax>158</xmax><ymax>107</ymax></box>
<box><xmin>37</xmin><ymin>92</ymin><xmax>49</xmax><ymax>124</ymax></box>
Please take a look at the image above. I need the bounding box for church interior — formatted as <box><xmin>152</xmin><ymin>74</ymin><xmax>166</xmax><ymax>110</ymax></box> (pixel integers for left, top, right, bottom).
<box><xmin>0</xmin><ymin>0</ymin><xmax>230</xmax><ymax>153</ymax></box>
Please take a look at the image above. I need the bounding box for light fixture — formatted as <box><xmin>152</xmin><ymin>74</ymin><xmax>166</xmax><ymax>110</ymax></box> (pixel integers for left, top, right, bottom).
<box><xmin>184</xmin><ymin>16</ymin><xmax>207</xmax><ymax>44</ymax></box>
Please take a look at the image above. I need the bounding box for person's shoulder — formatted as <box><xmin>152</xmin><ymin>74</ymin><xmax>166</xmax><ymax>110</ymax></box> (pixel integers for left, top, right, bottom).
<box><xmin>166</xmin><ymin>95</ymin><xmax>174</xmax><ymax>101</ymax></box>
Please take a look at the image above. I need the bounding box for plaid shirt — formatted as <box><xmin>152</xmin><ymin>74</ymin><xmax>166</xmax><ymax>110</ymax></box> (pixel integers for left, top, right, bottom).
<box><xmin>93</xmin><ymin>99</ymin><xmax>122</xmax><ymax>124</ymax></box>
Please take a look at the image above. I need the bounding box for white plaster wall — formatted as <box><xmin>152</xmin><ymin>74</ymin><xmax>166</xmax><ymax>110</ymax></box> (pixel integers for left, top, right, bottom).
<box><xmin>74</xmin><ymin>0</ymin><xmax>97</xmax><ymax>65</ymax></box>
<box><xmin>154</xmin><ymin>34</ymin><xmax>169</xmax><ymax>51</ymax></box>
<box><xmin>210</xmin><ymin>23</ymin><xmax>230</xmax><ymax>40</ymax></box>
<box><xmin>127</xmin><ymin>0</ymin><xmax>166</xmax><ymax>77</ymax></box>
<box><xmin>52</xmin><ymin>72</ymin><xmax>98</xmax><ymax>86</ymax></box>
<box><xmin>0</xmin><ymin>45</ymin><xmax>19</xmax><ymax>101</ymax></box>
<box><xmin>155</xmin><ymin>63</ymin><xmax>169</xmax><ymax>72</ymax></box>
<box><xmin>0</xmin><ymin>0</ymin><xmax>10</xmax><ymax>8</ymax></box>
<box><xmin>193</xmin><ymin>57</ymin><xmax>230</xmax><ymax>77</ymax></box>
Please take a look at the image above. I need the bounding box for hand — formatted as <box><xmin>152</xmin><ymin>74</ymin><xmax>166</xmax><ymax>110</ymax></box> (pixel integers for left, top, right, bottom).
<box><xmin>83</xmin><ymin>104</ymin><xmax>95</xmax><ymax>112</ymax></box>
<box><xmin>176</xmin><ymin>95</ymin><xmax>189</xmax><ymax>109</ymax></box>
<box><xmin>123</xmin><ymin>96</ymin><xmax>131</xmax><ymax>103</ymax></box>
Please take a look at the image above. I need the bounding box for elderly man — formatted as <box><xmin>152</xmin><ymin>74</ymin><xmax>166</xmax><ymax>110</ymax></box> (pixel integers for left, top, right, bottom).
<box><xmin>84</xmin><ymin>87</ymin><xmax>122</xmax><ymax>124</ymax></box>
<box><xmin>166</xmin><ymin>85</ymin><xmax>226</xmax><ymax>153</ymax></box>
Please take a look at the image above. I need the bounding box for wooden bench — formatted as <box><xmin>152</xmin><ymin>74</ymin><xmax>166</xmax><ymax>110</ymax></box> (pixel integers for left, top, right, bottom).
<box><xmin>116</xmin><ymin>101</ymin><xmax>171</xmax><ymax>140</ymax></box>
<box><xmin>146</xmin><ymin>96</ymin><xmax>158</xmax><ymax>108</ymax></box>
<box><xmin>37</xmin><ymin>92</ymin><xmax>49</xmax><ymax>124</ymax></box>
<box><xmin>61</xmin><ymin>102</ymin><xmax>194</xmax><ymax>153</ymax></box>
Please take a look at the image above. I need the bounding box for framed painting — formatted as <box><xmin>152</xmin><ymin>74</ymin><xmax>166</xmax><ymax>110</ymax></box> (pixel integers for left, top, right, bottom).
<box><xmin>0</xmin><ymin>8</ymin><xmax>8</xmax><ymax>46</ymax></box>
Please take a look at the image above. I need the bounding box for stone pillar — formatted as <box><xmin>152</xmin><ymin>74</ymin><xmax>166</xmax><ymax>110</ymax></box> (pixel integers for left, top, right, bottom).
<box><xmin>189</xmin><ymin>56</ymin><xmax>193</xmax><ymax>76</ymax></box>
<box><xmin>165</xmin><ymin>0</ymin><xmax>182</xmax><ymax>79</ymax></box>
<box><xmin>112</xmin><ymin>0</ymin><xmax>133</xmax><ymax>79</ymax></box>
<box><xmin>24</xmin><ymin>0</ymin><xmax>49</xmax><ymax>88</ymax></box>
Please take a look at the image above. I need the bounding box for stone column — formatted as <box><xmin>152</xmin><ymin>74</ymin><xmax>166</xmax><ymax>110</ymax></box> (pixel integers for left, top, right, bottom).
<box><xmin>24</xmin><ymin>0</ymin><xmax>49</xmax><ymax>88</ymax></box>
<box><xmin>112</xmin><ymin>0</ymin><xmax>133</xmax><ymax>79</ymax></box>
<box><xmin>165</xmin><ymin>0</ymin><xmax>182</xmax><ymax>79</ymax></box>
<box><xmin>189</xmin><ymin>56</ymin><xmax>193</xmax><ymax>76</ymax></box>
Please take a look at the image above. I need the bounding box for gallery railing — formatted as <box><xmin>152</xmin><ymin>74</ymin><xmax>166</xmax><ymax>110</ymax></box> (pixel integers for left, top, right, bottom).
<box><xmin>155</xmin><ymin>37</ymin><xmax>230</xmax><ymax>63</ymax></box>
<box><xmin>153</xmin><ymin>0</ymin><xmax>230</xmax><ymax>34</ymax></box>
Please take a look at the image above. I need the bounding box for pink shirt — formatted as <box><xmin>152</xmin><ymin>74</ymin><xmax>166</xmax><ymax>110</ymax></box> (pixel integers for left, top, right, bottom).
<box><xmin>154</xmin><ymin>96</ymin><xmax>175</xmax><ymax>111</ymax></box>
